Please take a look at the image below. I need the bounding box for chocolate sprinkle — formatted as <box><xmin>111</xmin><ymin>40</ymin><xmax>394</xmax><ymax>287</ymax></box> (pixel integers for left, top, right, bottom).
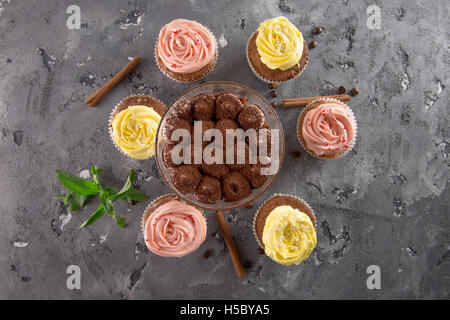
<box><xmin>270</xmin><ymin>101</ymin><xmax>278</xmax><ymax>108</ymax></box>
<box><xmin>338</xmin><ymin>85</ymin><xmax>347</xmax><ymax>94</ymax></box>
<box><xmin>269</xmin><ymin>90</ymin><xmax>278</xmax><ymax>98</ymax></box>
<box><xmin>243</xmin><ymin>261</ymin><xmax>253</xmax><ymax>269</ymax></box>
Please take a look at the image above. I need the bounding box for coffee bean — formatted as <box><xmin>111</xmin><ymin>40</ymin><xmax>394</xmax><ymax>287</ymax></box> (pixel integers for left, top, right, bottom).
<box><xmin>308</xmin><ymin>40</ymin><xmax>317</xmax><ymax>49</ymax></box>
<box><xmin>257</xmin><ymin>248</ymin><xmax>265</xmax><ymax>255</ymax></box>
<box><xmin>269</xmin><ymin>90</ymin><xmax>278</xmax><ymax>98</ymax></box>
<box><xmin>245</xmin><ymin>202</ymin><xmax>253</xmax><ymax>209</ymax></box>
<box><xmin>203</xmin><ymin>250</ymin><xmax>211</xmax><ymax>259</ymax></box>
<box><xmin>243</xmin><ymin>261</ymin><xmax>253</xmax><ymax>269</ymax></box>
<box><xmin>350</xmin><ymin>87</ymin><xmax>359</xmax><ymax>96</ymax></box>
<box><xmin>291</xmin><ymin>151</ymin><xmax>301</xmax><ymax>158</ymax></box>
<box><xmin>314</xmin><ymin>26</ymin><xmax>323</xmax><ymax>34</ymax></box>
<box><xmin>338</xmin><ymin>85</ymin><xmax>347</xmax><ymax>94</ymax></box>
<box><xmin>270</xmin><ymin>101</ymin><xmax>278</xmax><ymax>108</ymax></box>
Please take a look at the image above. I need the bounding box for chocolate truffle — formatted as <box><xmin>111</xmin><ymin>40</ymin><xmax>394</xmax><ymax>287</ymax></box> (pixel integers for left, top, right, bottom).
<box><xmin>172</xmin><ymin>99</ymin><xmax>194</xmax><ymax>123</ymax></box>
<box><xmin>215</xmin><ymin>119</ymin><xmax>239</xmax><ymax>145</ymax></box>
<box><xmin>215</xmin><ymin>92</ymin><xmax>244</xmax><ymax>120</ymax></box>
<box><xmin>171</xmin><ymin>165</ymin><xmax>201</xmax><ymax>194</ymax></box>
<box><xmin>225</xmin><ymin>142</ymin><xmax>253</xmax><ymax>170</ymax></box>
<box><xmin>162</xmin><ymin>144</ymin><xmax>181</xmax><ymax>168</ymax></box>
<box><xmin>198</xmin><ymin>120</ymin><xmax>215</xmax><ymax>145</ymax></box>
<box><xmin>164</xmin><ymin>143</ymin><xmax>200</xmax><ymax>167</ymax></box>
<box><xmin>222</xmin><ymin>171</ymin><xmax>251</xmax><ymax>202</ymax></box>
<box><xmin>161</xmin><ymin>115</ymin><xmax>191</xmax><ymax>144</ymax></box>
<box><xmin>201</xmin><ymin>163</ymin><xmax>230</xmax><ymax>179</ymax></box>
<box><xmin>195</xmin><ymin>175</ymin><xmax>222</xmax><ymax>204</ymax></box>
<box><xmin>257</xmin><ymin>126</ymin><xmax>272</xmax><ymax>158</ymax></box>
<box><xmin>182</xmin><ymin>143</ymin><xmax>203</xmax><ymax>166</ymax></box>
<box><xmin>240</xmin><ymin>164</ymin><xmax>269</xmax><ymax>189</ymax></box>
<box><xmin>238</xmin><ymin>104</ymin><xmax>265</xmax><ymax>130</ymax></box>
<box><xmin>200</xmin><ymin>144</ymin><xmax>229</xmax><ymax>178</ymax></box>
<box><xmin>191</xmin><ymin>93</ymin><xmax>216</xmax><ymax>120</ymax></box>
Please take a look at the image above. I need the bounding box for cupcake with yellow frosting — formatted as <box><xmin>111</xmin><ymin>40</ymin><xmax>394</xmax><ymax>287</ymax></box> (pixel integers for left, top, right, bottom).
<box><xmin>247</xmin><ymin>16</ymin><xmax>308</xmax><ymax>83</ymax></box>
<box><xmin>253</xmin><ymin>194</ymin><xmax>316</xmax><ymax>266</ymax></box>
<box><xmin>109</xmin><ymin>95</ymin><xmax>166</xmax><ymax>159</ymax></box>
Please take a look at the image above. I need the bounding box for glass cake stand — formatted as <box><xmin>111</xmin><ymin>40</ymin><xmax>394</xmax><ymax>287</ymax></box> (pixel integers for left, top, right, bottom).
<box><xmin>155</xmin><ymin>81</ymin><xmax>285</xmax><ymax>277</ymax></box>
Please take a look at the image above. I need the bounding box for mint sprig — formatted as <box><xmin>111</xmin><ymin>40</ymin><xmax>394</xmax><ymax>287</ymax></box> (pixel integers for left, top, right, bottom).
<box><xmin>55</xmin><ymin>166</ymin><xmax>146</xmax><ymax>228</ymax></box>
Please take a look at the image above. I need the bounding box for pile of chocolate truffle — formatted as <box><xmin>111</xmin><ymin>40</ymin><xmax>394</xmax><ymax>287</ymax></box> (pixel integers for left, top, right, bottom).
<box><xmin>161</xmin><ymin>91</ymin><xmax>273</xmax><ymax>204</ymax></box>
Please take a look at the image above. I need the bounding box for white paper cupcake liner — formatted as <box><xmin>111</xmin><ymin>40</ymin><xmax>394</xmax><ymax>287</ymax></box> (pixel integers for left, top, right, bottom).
<box><xmin>252</xmin><ymin>193</ymin><xmax>316</xmax><ymax>249</ymax></box>
<box><xmin>108</xmin><ymin>94</ymin><xmax>166</xmax><ymax>160</ymax></box>
<box><xmin>246</xmin><ymin>31</ymin><xmax>308</xmax><ymax>85</ymax></box>
<box><xmin>296</xmin><ymin>97</ymin><xmax>358</xmax><ymax>160</ymax></box>
<box><xmin>154</xmin><ymin>27</ymin><xmax>219</xmax><ymax>83</ymax></box>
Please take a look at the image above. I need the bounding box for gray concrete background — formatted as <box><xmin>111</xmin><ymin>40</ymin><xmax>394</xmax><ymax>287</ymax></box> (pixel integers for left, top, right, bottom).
<box><xmin>0</xmin><ymin>0</ymin><xmax>448</xmax><ymax>299</ymax></box>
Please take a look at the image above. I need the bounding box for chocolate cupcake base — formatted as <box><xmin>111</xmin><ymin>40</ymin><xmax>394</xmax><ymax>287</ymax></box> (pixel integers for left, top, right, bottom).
<box><xmin>246</xmin><ymin>31</ymin><xmax>309</xmax><ymax>84</ymax></box>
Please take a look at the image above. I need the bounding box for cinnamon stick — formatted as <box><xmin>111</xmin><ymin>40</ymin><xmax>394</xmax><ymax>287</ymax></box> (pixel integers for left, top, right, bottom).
<box><xmin>283</xmin><ymin>94</ymin><xmax>351</xmax><ymax>108</ymax></box>
<box><xmin>214</xmin><ymin>211</ymin><xmax>246</xmax><ymax>278</ymax></box>
<box><xmin>85</xmin><ymin>56</ymin><xmax>141</xmax><ymax>107</ymax></box>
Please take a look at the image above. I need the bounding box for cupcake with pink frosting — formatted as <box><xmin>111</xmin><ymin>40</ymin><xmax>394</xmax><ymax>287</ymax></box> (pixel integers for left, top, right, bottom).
<box><xmin>142</xmin><ymin>194</ymin><xmax>207</xmax><ymax>257</ymax></box>
<box><xmin>297</xmin><ymin>98</ymin><xmax>357</xmax><ymax>159</ymax></box>
<box><xmin>155</xmin><ymin>19</ymin><xmax>218</xmax><ymax>82</ymax></box>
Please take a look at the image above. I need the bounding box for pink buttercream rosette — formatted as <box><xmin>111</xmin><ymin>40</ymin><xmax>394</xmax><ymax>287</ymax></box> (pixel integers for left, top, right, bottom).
<box><xmin>141</xmin><ymin>194</ymin><xmax>207</xmax><ymax>258</ymax></box>
<box><xmin>296</xmin><ymin>98</ymin><xmax>358</xmax><ymax>159</ymax></box>
<box><xmin>154</xmin><ymin>19</ymin><xmax>218</xmax><ymax>83</ymax></box>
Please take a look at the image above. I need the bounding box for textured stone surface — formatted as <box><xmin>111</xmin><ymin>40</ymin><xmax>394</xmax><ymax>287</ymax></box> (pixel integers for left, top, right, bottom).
<box><xmin>0</xmin><ymin>0</ymin><xmax>448</xmax><ymax>299</ymax></box>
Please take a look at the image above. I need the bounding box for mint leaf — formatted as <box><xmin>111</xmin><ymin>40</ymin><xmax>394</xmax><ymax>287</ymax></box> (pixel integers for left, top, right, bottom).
<box><xmin>115</xmin><ymin>189</ymin><xmax>147</xmax><ymax>202</ymax></box>
<box><xmin>80</xmin><ymin>186</ymin><xmax>115</xmax><ymax>228</ymax></box>
<box><xmin>80</xmin><ymin>205</ymin><xmax>104</xmax><ymax>228</ymax></box>
<box><xmin>103</xmin><ymin>186</ymin><xmax>117</xmax><ymax>196</ymax></box>
<box><xmin>56</xmin><ymin>170</ymin><xmax>101</xmax><ymax>196</ymax></box>
<box><xmin>99</xmin><ymin>192</ymin><xmax>125</xmax><ymax>228</ymax></box>
<box><xmin>109</xmin><ymin>170</ymin><xmax>135</xmax><ymax>201</ymax></box>
<box><xmin>90</xmin><ymin>165</ymin><xmax>102</xmax><ymax>185</ymax></box>
<box><xmin>56</xmin><ymin>166</ymin><xmax>140</xmax><ymax>229</ymax></box>
<box><xmin>108</xmin><ymin>169</ymin><xmax>146</xmax><ymax>203</ymax></box>
<box><xmin>69</xmin><ymin>192</ymin><xmax>90</xmax><ymax>212</ymax></box>
<box><xmin>55</xmin><ymin>192</ymin><xmax>70</xmax><ymax>205</ymax></box>
<box><xmin>91</xmin><ymin>165</ymin><xmax>102</xmax><ymax>176</ymax></box>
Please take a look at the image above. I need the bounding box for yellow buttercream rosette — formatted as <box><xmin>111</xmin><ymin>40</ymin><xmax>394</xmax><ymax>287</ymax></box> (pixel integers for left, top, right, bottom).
<box><xmin>262</xmin><ymin>205</ymin><xmax>316</xmax><ymax>266</ymax></box>
<box><xmin>256</xmin><ymin>16</ymin><xmax>303</xmax><ymax>71</ymax></box>
<box><xmin>112</xmin><ymin>105</ymin><xmax>161</xmax><ymax>159</ymax></box>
